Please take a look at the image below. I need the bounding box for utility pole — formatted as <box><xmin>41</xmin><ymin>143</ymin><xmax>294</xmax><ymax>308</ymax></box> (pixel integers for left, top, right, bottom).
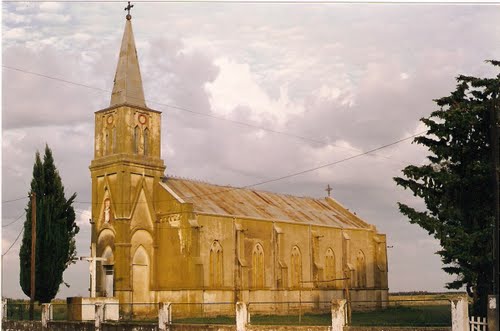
<box><xmin>489</xmin><ymin>92</ymin><xmax>500</xmax><ymax>331</ymax></box>
<box><xmin>29</xmin><ymin>192</ymin><xmax>36</xmax><ymax>320</ymax></box>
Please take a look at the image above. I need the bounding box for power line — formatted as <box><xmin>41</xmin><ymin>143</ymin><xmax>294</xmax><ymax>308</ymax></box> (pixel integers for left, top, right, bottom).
<box><xmin>2</xmin><ymin>211</ymin><xmax>26</xmax><ymax>228</ymax></box>
<box><xmin>240</xmin><ymin>129</ymin><xmax>426</xmax><ymax>188</ymax></box>
<box><xmin>2</xmin><ymin>0</ymin><xmax>495</xmax><ymax>3</ymax></box>
<box><xmin>2</xmin><ymin>228</ymin><xmax>24</xmax><ymax>257</ymax></box>
<box><xmin>2</xmin><ymin>196</ymin><xmax>28</xmax><ymax>204</ymax></box>
<box><xmin>73</xmin><ymin>129</ymin><xmax>426</xmax><ymax>205</ymax></box>
<box><xmin>3</xmin><ymin>65</ymin><xmax>402</xmax><ymax>163</ymax></box>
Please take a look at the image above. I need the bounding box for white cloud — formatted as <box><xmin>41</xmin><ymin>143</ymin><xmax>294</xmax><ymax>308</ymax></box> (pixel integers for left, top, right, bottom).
<box><xmin>3</xmin><ymin>12</ymin><xmax>30</xmax><ymax>24</ymax></box>
<box><xmin>206</xmin><ymin>57</ymin><xmax>304</xmax><ymax>125</ymax></box>
<box><xmin>14</xmin><ymin>2</ymin><xmax>34</xmax><ymax>12</ymax></box>
<box><xmin>3</xmin><ymin>27</ymin><xmax>27</xmax><ymax>40</ymax></box>
<box><xmin>39</xmin><ymin>1</ymin><xmax>64</xmax><ymax>12</ymax></box>
<box><xmin>36</xmin><ymin>13</ymin><xmax>70</xmax><ymax>24</ymax></box>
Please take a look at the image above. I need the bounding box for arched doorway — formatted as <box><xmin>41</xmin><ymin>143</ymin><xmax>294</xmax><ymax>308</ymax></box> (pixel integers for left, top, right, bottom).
<box><xmin>132</xmin><ymin>245</ymin><xmax>150</xmax><ymax>304</ymax></box>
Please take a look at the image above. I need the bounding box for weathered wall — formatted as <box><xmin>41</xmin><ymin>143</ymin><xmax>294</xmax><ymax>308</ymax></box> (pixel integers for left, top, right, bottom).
<box><xmin>346</xmin><ymin>327</ymin><xmax>451</xmax><ymax>331</ymax></box>
<box><xmin>1</xmin><ymin>321</ymin><xmax>453</xmax><ymax>331</ymax></box>
<box><xmin>247</xmin><ymin>326</ymin><xmax>328</xmax><ymax>331</ymax></box>
<box><xmin>2</xmin><ymin>321</ymin><xmax>44</xmax><ymax>331</ymax></box>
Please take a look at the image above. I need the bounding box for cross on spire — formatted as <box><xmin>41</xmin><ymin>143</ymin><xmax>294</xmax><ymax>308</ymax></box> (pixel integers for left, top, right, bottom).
<box><xmin>124</xmin><ymin>1</ymin><xmax>134</xmax><ymax>20</ymax></box>
<box><xmin>325</xmin><ymin>184</ymin><xmax>333</xmax><ymax>197</ymax></box>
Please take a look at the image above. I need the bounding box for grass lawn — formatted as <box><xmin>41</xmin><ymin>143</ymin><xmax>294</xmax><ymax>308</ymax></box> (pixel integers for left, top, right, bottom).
<box><xmin>351</xmin><ymin>305</ymin><xmax>451</xmax><ymax>326</ymax></box>
<box><xmin>174</xmin><ymin>316</ymin><xmax>236</xmax><ymax>325</ymax></box>
<box><xmin>5</xmin><ymin>294</ymin><xmax>455</xmax><ymax>326</ymax></box>
<box><xmin>173</xmin><ymin>305</ymin><xmax>451</xmax><ymax>326</ymax></box>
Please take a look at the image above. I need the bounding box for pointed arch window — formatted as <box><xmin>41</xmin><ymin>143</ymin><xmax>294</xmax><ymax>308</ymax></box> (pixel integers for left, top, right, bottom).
<box><xmin>252</xmin><ymin>243</ymin><xmax>265</xmax><ymax>288</ymax></box>
<box><xmin>134</xmin><ymin>126</ymin><xmax>140</xmax><ymax>154</ymax></box>
<box><xmin>104</xmin><ymin>130</ymin><xmax>110</xmax><ymax>155</ymax></box>
<box><xmin>112</xmin><ymin>127</ymin><xmax>117</xmax><ymax>153</ymax></box>
<box><xmin>209</xmin><ymin>241</ymin><xmax>223</xmax><ymax>287</ymax></box>
<box><xmin>325</xmin><ymin>248</ymin><xmax>336</xmax><ymax>287</ymax></box>
<box><xmin>356</xmin><ymin>250</ymin><xmax>367</xmax><ymax>288</ymax></box>
<box><xmin>143</xmin><ymin>127</ymin><xmax>149</xmax><ymax>156</ymax></box>
<box><xmin>291</xmin><ymin>246</ymin><xmax>302</xmax><ymax>288</ymax></box>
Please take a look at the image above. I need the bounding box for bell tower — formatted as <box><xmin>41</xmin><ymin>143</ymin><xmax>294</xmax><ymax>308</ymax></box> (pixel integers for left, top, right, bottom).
<box><xmin>89</xmin><ymin>10</ymin><xmax>165</xmax><ymax>302</ymax></box>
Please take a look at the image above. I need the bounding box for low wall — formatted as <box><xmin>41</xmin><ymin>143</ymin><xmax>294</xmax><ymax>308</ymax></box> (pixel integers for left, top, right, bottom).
<box><xmin>346</xmin><ymin>327</ymin><xmax>451</xmax><ymax>331</ymax></box>
<box><xmin>247</xmin><ymin>326</ymin><xmax>328</xmax><ymax>331</ymax></box>
<box><xmin>2</xmin><ymin>320</ymin><xmax>44</xmax><ymax>331</ymax></box>
<box><xmin>2</xmin><ymin>321</ymin><xmax>235</xmax><ymax>331</ymax></box>
<box><xmin>0</xmin><ymin>322</ymin><xmax>454</xmax><ymax>331</ymax></box>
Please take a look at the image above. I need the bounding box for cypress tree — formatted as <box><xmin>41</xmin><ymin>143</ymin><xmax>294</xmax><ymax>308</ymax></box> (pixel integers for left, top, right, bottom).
<box><xmin>19</xmin><ymin>145</ymin><xmax>79</xmax><ymax>303</ymax></box>
<box><xmin>394</xmin><ymin>61</ymin><xmax>499</xmax><ymax>316</ymax></box>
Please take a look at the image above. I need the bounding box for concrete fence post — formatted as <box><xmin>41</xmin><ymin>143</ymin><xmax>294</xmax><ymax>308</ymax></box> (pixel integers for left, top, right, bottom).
<box><xmin>95</xmin><ymin>303</ymin><xmax>104</xmax><ymax>331</ymax></box>
<box><xmin>41</xmin><ymin>304</ymin><xmax>52</xmax><ymax>328</ymax></box>
<box><xmin>236</xmin><ymin>302</ymin><xmax>248</xmax><ymax>331</ymax></box>
<box><xmin>487</xmin><ymin>295</ymin><xmax>497</xmax><ymax>331</ymax></box>
<box><xmin>331</xmin><ymin>299</ymin><xmax>347</xmax><ymax>331</ymax></box>
<box><xmin>451</xmin><ymin>296</ymin><xmax>469</xmax><ymax>331</ymax></box>
<box><xmin>2</xmin><ymin>299</ymin><xmax>7</xmax><ymax>321</ymax></box>
<box><xmin>159</xmin><ymin>302</ymin><xmax>172</xmax><ymax>331</ymax></box>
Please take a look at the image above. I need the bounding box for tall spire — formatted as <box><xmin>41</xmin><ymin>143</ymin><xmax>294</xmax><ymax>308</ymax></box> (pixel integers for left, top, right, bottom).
<box><xmin>110</xmin><ymin>15</ymin><xmax>146</xmax><ymax>108</ymax></box>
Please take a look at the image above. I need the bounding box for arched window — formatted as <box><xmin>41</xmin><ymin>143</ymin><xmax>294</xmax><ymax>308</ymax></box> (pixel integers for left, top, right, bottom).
<box><xmin>143</xmin><ymin>127</ymin><xmax>149</xmax><ymax>156</ymax></box>
<box><xmin>291</xmin><ymin>246</ymin><xmax>302</xmax><ymax>288</ymax></box>
<box><xmin>134</xmin><ymin>126</ymin><xmax>140</xmax><ymax>154</ymax></box>
<box><xmin>105</xmin><ymin>130</ymin><xmax>110</xmax><ymax>155</ymax></box>
<box><xmin>209</xmin><ymin>241</ymin><xmax>223</xmax><ymax>287</ymax></box>
<box><xmin>325</xmin><ymin>248</ymin><xmax>336</xmax><ymax>287</ymax></box>
<box><xmin>101</xmin><ymin>246</ymin><xmax>114</xmax><ymax>298</ymax></box>
<box><xmin>356</xmin><ymin>250</ymin><xmax>366</xmax><ymax>288</ymax></box>
<box><xmin>252</xmin><ymin>243</ymin><xmax>265</xmax><ymax>288</ymax></box>
<box><xmin>112</xmin><ymin>127</ymin><xmax>117</xmax><ymax>153</ymax></box>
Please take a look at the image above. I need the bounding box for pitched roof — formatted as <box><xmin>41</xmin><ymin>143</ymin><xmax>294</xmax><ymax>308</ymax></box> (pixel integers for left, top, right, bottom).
<box><xmin>161</xmin><ymin>176</ymin><xmax>372</xmax><ymax>229</ymax></box>
<box><xmin>110</xmin><ymin>18</ymin><xmax>146</xmax><ymax>108</ymax></box>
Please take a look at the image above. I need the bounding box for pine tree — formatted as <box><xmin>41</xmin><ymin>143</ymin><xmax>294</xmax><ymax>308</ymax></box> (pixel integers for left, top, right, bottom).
<box><xmin>394</xmin><ymin>61</ymin><xmax>499</xmax><ymax>316</ymax></box>
<box><xmin>19</xmin><ymin>145</ymin><xmax>79</xmax><ymax>303</ymax></box>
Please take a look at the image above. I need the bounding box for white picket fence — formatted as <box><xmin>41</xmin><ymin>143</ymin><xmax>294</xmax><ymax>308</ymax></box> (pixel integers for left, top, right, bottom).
<box><xmin>470</xmin><ymin>316</ymin><xmax>488</xmax><ymax>331</ymax></box>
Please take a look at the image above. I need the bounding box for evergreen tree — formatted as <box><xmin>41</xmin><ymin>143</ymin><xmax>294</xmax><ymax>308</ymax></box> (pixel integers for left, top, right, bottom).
<box><xmin>19</xmin><ymin>145</ymin><xmax>79</xmax><ymax>303</ymax></box>
<box><xmin>394</xmin><ymin>61</ymin><xmax>499</xmax><ymax>316</ymax></box>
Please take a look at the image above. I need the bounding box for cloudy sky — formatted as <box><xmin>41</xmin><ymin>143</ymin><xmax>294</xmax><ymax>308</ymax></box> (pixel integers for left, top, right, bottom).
<box><xmin>2</xmin><ymin>1</ymin><xmax>500</xmax><ymax>299</ymax></box>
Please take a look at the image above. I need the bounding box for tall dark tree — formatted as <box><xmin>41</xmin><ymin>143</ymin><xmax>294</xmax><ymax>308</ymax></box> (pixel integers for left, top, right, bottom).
<box><xmin>19</xmin><ymin>145</ymin><xmax>79</xmax><ymax>303</ymax></box>
<box><xmin>394</xmin><ymin>61</ymin><xmax>499</xmax><ymax>316</ymax></box>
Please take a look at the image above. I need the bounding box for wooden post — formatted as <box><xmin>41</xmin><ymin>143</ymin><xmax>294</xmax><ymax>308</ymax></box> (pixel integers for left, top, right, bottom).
<box><xmin>29</xmin><ymin>192</ymin><xmax>36</xmax><ymax>320</ymax></box>
<box><xmin>343</xmin><ymin>270</ymin><xmax>351</xmax><ymax>325</ymax></box>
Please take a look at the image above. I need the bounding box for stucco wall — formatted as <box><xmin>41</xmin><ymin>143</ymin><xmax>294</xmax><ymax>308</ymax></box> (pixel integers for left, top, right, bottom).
<box><xmin>1</xmin><ymin>321</ymin><xmax>452</xmax><ymax>331</ymax></box>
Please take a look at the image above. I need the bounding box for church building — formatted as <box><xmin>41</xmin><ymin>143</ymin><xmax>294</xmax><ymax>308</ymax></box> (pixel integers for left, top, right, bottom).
<box><xmin>89</xmin><ymin>13</ymin><xmax>389</xmax><ymax>315</ymax></box>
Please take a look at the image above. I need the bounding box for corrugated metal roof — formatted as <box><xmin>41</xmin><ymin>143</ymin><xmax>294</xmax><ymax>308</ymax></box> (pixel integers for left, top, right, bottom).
<box><xmin>161</xmin><ymin>176</ymin><xmax>372</xmax><ymax>229</ymax></box>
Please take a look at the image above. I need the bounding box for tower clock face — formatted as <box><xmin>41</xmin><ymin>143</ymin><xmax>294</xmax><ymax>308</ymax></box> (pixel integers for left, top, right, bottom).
<box><xmin>138</xmin><ymin>114</ymin><xmax>147</xmax><ymax>125</ymax></box>
<box><xmin>107</xmin><ymin>115</ymin><xmax>114</xmax><ymax>125</ymax></box>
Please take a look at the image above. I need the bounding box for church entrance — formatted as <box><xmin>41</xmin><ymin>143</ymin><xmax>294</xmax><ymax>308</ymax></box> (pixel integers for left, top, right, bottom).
<box><xmin>132</xmin><ymin>246</ymin><xmax>150</xmax><ymax>314</ymax></box>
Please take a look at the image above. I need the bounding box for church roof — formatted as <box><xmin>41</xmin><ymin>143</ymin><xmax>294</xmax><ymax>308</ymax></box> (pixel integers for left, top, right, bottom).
<box><xmin>110</xmin><ymin>18</ymin><xmax>146</xmax><ymax>108</ymax></box>
<box><xmin>161</xmin><ymin>177</ymin><xmax>373</xmax><ymax>229</ymax></box>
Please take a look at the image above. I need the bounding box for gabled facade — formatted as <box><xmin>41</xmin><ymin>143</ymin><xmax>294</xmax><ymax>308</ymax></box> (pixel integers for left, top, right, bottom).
<box><xmin>90</xmin><ymin>15</ymin><xmax>389</xmax><ymax>315</ymax></box>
